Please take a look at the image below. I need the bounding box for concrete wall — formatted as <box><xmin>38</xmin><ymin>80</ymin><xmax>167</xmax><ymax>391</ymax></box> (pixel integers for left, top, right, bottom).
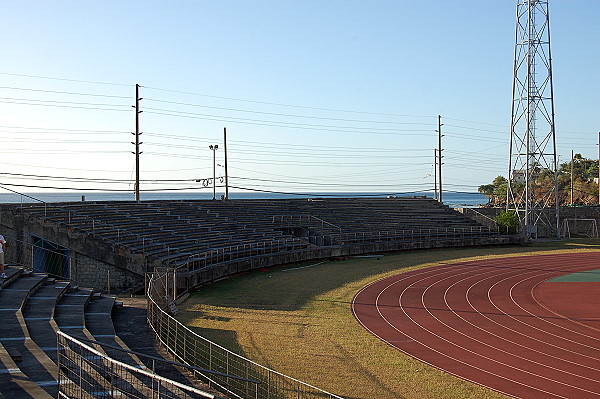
<box><xmin>0</xmin><ymin>205</ymin><xmax>147</xmax><ymax>292</ymax></box>
<box><xmin>180</xmin><ymin>234</ymin><xmax>522</xmax><ymax>290</ymax></box>
<box><xmin>458</xmin><ymin>206</ymin><xmax>600</xmax><ymax>237</ymax></box>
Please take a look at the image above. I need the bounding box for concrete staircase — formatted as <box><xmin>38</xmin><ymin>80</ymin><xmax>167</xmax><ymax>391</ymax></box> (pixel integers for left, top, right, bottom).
<box><xmin>0</xmin><ymin>265</ymin><xmax>130</xmax><ymax>398</ymax></box>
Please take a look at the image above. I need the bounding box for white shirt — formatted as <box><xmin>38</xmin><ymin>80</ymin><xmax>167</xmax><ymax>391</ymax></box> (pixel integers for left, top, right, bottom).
<box><xmin>0</xmin><ymin>235</ymin><xmax>6</xmax><ymax>254</ymax></box>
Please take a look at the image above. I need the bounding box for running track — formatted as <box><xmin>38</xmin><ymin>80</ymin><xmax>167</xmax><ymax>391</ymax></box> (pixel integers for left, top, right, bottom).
<box><xmin>352</xmin><ymin>252</ymin><xmax>600</xmax><ymax>398</ymax></box>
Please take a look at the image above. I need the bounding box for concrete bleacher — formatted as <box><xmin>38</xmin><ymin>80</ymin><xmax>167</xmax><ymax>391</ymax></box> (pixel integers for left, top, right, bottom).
<box><xmin>7</xmin><ymin>196</ymin><xmax>512</xmax><ymax>293</ymax></box>
<box><xmin>0</xmin><ymin>265</ymin><xmax>217</xmax><ymax>398</ymax></box>
<box><xmin>0</xmin><ymin>266</ymin><xmax>150</xmax><ymax>398</ymax></box>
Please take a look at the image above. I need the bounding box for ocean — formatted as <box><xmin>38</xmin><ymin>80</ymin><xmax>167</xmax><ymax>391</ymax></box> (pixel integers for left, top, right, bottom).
<box><xmin>0</xmin><ymin>191</ymin><xmax>488</xmax><ymax>208</ymax></box>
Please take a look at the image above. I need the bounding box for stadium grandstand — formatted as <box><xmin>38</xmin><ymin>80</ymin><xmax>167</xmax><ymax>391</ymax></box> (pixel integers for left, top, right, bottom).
<box><xmin>0</xmin><ymin>196</ymin><xmax>520</xmax><ymax>398</ymax></box>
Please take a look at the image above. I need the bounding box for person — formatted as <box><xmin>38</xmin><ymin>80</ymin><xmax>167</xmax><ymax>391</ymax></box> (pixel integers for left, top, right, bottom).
<box><xmin>0</xmin><ymin>234</ymin><xmax>6</xmax><ymax>278</ymax></box>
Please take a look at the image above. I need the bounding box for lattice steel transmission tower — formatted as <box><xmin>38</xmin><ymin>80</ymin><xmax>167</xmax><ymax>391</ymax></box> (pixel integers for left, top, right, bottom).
<box><xmin>507</xmin><ymin>0</ymin><xmax>559</xmax><ymax>238</ymax></box>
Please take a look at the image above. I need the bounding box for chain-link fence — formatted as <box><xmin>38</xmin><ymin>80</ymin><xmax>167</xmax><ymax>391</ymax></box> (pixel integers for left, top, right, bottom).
<box><xmin>147</xmin><ymin>271</ymin><xmax>344</xmax><ymax>399</ymax></box>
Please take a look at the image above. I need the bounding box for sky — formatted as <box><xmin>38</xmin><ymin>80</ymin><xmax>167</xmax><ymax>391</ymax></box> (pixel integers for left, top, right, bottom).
<box><xmin>0</xmin><ymin>0</ymin><xmax>598</xmax><ymax>201</ymax></box>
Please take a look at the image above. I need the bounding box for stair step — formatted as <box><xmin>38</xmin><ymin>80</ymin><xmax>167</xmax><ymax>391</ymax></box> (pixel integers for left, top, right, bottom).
<box><xmin>6</xmin><ymin>347</ymin><xmax>21</xmax><ymax>362</ymax></box>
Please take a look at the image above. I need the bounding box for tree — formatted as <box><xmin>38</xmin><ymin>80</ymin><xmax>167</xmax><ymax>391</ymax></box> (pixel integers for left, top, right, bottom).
<box><xmin>495</xmin><ymin>210</ymin><xmax>520</xmax><ymax>234</ymax></box>
<box><xmin>478</xmin><ymin>184</ymin><xmax>495</xmax><ymax>200</ymax></box>
<box><xmin>479</xmin><ymin>156</ymin><xmax>599</xmax><ymax>207</ymax></box>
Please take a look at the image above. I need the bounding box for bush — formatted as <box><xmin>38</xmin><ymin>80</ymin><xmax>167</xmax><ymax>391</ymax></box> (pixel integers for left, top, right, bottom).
<box><xmin>495</xmin><ymin>210</ymin><xmax>521</xmax><ymax>235</ymax></box>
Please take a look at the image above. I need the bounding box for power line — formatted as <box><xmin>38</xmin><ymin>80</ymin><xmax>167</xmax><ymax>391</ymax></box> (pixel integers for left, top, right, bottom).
<box><xmin>0</xmin><ymin>96</ymin><xmax>129</xmax><ymax>108</ymax></box>
<box><xmin>0</xmin><ymin>182</ymin><xmax>214</xmax><ymax>192</ymax></box>
<box><xmin>143</xmin><ymin>106</ymin><xmax>431</xmax><ymax>132</ymax></box>
<box><xmin>0</xmin><ymin>171</ymin><xmax>199</xmax><ymax>183</ymax></box>
<box><xmin>0</xmin><ymin>99</ymin><xmax>130</xmax><ymax>112</ymax></box>
<box><xmin>143</xmin><ymin>85</ymin><xmax>432</xmax><ymax>118</ymax></box>
<box><xmin>0</xmin><ymin>85</ymin><xmax>130</xmax><ymax>99</ymax></box>
<box><xmin>144</xmin><ymin>97</ymin><xmax>433</xmax><ymax>126</ymax></box>
<box><xmin>144</xmin><ymin>110</ymin><xmax>430</xmax><ymax>136</ymax></box>
<box><xmin>0</xmin><ymin>125</ymin><xmax>129</xmax><ymax>134</ymax></box>
<box><xmin>0</xmin><ymin>72</ymin><xmax>130</xmax><ymax>87</ymax></box>
<box><xmin>145</xmin><ymin>131</ymin><xmax>428</xmax><ymax>152</ymax></box>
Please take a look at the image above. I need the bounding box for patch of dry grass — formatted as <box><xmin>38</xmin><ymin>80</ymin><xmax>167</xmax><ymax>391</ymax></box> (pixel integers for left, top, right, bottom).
<box><xmin>177</xmin><ymin>239</ymin><xmax>600</xmax><ymax>399</ymax></box>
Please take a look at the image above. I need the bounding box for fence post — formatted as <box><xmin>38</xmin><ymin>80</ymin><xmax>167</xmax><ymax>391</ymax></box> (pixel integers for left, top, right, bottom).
<box><xmin>173</xmin><ymin>269</ymin><xmax>177</xmax><ymax>302</ymax></box>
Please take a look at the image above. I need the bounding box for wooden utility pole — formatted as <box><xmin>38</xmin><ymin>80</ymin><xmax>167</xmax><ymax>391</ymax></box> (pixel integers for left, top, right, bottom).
<box><xmin>437</xmin><ymin>115</ymin><xmax>443</xmax><ymax>203</ymax></box>
<box><xmin>434</xmin><ymin>149</ymin><xmax>438</xmax><ymax>200</ymax></box>
<box><xmin>133</xmin><ymin>84</ymin><xmax>143</xmax><ymax>201</ymax></box>
<box><xmin>224</xmin><ymin>127</ymin><xmax>229</xmax><ymax>200</ymax></box>
<box><xmin>598</xmin><ymin>132</ymin><xmax>600</xmax><ymax>205</ymax></box>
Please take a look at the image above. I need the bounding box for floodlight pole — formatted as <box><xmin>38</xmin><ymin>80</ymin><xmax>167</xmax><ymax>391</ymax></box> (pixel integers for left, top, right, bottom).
<box><xmin>209</xmin><ymin>144</ymin><xmax>219</xmax><ymax>200</ymax></box>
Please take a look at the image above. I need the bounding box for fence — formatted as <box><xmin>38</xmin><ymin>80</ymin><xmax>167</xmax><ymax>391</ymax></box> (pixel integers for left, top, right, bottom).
<box><xmin>340</xmin><ymin>225</ymin><xmax>495</xmax><ymax>244</ymax></box>
<box><xmin>147</xmin><ymin>270</ymin><xmax>344</xmax><ymax>399</ymax></box>
<box><xmin>57</xmin><ymin>330</ymin><xmax>219</xmax><ymax>399</ymax></box>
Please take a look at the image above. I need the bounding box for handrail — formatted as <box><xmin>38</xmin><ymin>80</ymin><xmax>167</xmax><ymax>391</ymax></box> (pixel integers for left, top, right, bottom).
<box><xmin>272</xmin><ymin>214</ymin><xmax>342</xmax><ymax>233</ymax></box>
<box><xmin>57</xmin><ymin>330</ymin><xmax>220</xmax><ymax>399</ymax></box>
<box><xmin>461</xmin><ymin>207</ymin><xmax>500</xmax><ymax>227</ymax></box>
<box><xmin>65</xmin><ymin>330</ymin><xmax>261</xmax><ymax>384</ymax></box>
<box><xmin>308</xmin><ymin>215</ymin><xmax>342</xmax><ymax>232</ymax></box>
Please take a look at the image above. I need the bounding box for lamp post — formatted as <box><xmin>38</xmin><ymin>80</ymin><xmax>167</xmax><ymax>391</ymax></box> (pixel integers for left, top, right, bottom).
<box><xmin>209</xmin><ymin>144</ymin><xmax>218</xmax><ymax>200</ymax></box>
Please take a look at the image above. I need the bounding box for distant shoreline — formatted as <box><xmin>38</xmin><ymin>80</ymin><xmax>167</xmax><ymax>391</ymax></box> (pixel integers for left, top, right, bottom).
<box><xmin>0</xmin><ymin>191</ymin><xmax>488</xmax><ymax>208</ymax></box>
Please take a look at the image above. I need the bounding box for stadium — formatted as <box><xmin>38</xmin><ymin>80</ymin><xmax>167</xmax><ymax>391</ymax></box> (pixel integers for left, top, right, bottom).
<box><xmin>0</xmin><ymin>196</ymin><xmax>598</xmax><ymax>398</ymax></box>
<box><xmin>1</xmin><ymin>1</ymin><xmax>599</xmax><ymax>398</ymax></box>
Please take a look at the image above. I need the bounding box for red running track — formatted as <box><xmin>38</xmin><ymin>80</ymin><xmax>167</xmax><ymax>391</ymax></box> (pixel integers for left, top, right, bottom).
<box><xmin>352</xmin><ymin>252</ymin><xmax>600</xmax><ymax>399</ymax></box>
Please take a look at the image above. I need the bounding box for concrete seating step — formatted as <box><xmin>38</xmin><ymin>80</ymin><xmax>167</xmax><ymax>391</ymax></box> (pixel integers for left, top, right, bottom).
<box><xmin>23</xmin><ymin>280</ymin><xmax>70</xmax><ymax>363</ymax></box>
<box><xmin>0</xmin><ymin>343</ymin><xmax>53</xmax><ymax>399</ymax></box>
<box><xmin>85</xmin><ymin>295</ymin><xmax>116</xmax><ymax>337</ymax></box>
<box><xmin>55</xmin><ymin>288</ymin><xmax>93</xmax><ymax>339</ymax></box>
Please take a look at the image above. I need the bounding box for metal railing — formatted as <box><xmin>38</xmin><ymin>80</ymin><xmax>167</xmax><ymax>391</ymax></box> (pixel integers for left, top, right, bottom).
<box><xmin>177</xmin><ymin>238</ymin><xmax>309</xmax><ymax>269</ymax></box>
<box><xmin>147</xmin><ymin>271</ymin><xmax>344</xmax><ymax>399</ymax></box>
<box><xmin>339</xmin><ymin>225</ymin><xmax>495</xmax><ymax>244</ymax></box>
<box><xmin>178</xmin><ymin>225</ymin><xmax>495</xmax><ymax>271</ymax></box>
<box><xmin>272</xmin><ymin>214</ymin><xmax>342</xmax><ymax>234</ymax></box>
<box><xmin>57</xmin><ymin>330</ymin><xmax>219</xmax><ymax>399</ymax></box>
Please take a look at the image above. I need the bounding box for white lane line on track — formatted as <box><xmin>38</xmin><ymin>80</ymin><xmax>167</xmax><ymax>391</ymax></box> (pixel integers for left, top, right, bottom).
<box><xmin>494</xmin><ymin>264</ymin><xmax>600</xmax><ymax>351</ymax></box>
<box><xmin>409</xmin><ymin>264</ymin><xmax>600</xmax><ymax>396</ymax></box>
<box><xmin>461</xmin><ymin>269</ymin><xmax>600</xmax><ymax>372</ymax></box>
<box><xmin>531</xmin><ymin>284</ymin><xmax>600</xmax><ymax>334</ymax></box>
<box><xmin>466</xmin><ymin>261</ymin><xmax>600</xmax><ymax>363</ymax></box>
<box><xmin>485</xmin><ymin>261</ymin><xmax>600</xmax><ymax>357</ymax></box>
<box><xmin>437</xmin><ymin>265</ymin><xmax>600</xmax><ymax>384</ymax></box>
<box><xmin>352</xmin><ymin>255</ymin><xmax>600</xmax><ymax>399</ymax></box>
<box><xmin>379</xmin><ymin>263</ymin><xmax>571</xmax><ymax>398</ymax></box>
<box><xmin>352</xmin><ymin>262</ymin><xmax>536</xmax><ymax>399</ymax></box>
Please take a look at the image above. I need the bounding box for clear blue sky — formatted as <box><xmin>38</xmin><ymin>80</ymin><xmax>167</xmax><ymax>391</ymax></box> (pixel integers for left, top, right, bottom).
<box><xmin>1</xmin><ymin>0</ymin><xmax>598</xmax><ymax>200</ymax></box>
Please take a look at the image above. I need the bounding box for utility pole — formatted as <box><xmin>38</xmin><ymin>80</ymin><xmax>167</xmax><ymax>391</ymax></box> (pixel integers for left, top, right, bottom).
<box><xmin>224</xmin><ymin>127</ymin><xmax>229</xmax><ymax>200</ymax></box>
<box><xmin>209</xmin><ymin>144</ymin><xmax>218</xmax><ymax>200</ymax></box>
<box><xmin>434</xmin><ymin>149</ymin><xmax>438</xmax><ymax>200</ymax></box>
<box><xmin>437</xmin><ymin>115</ymin><xmax>443</xmax><ymax>203</ymax></box>
<box><xmin>598</xmin><ymin>132</ymin><xmax>600</xmax><ymax>205</ymax></box>
<box><xmin>132</xmin><ymin>84</ymin><xmax>143</xmax><ymax>201</ymax></box>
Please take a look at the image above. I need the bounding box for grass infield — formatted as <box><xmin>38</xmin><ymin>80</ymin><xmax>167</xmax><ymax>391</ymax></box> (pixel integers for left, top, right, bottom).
<box><xmin>177</xmin><ymin>239</ymin><xmax>600</xmax><ymax>399</ymax></box>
